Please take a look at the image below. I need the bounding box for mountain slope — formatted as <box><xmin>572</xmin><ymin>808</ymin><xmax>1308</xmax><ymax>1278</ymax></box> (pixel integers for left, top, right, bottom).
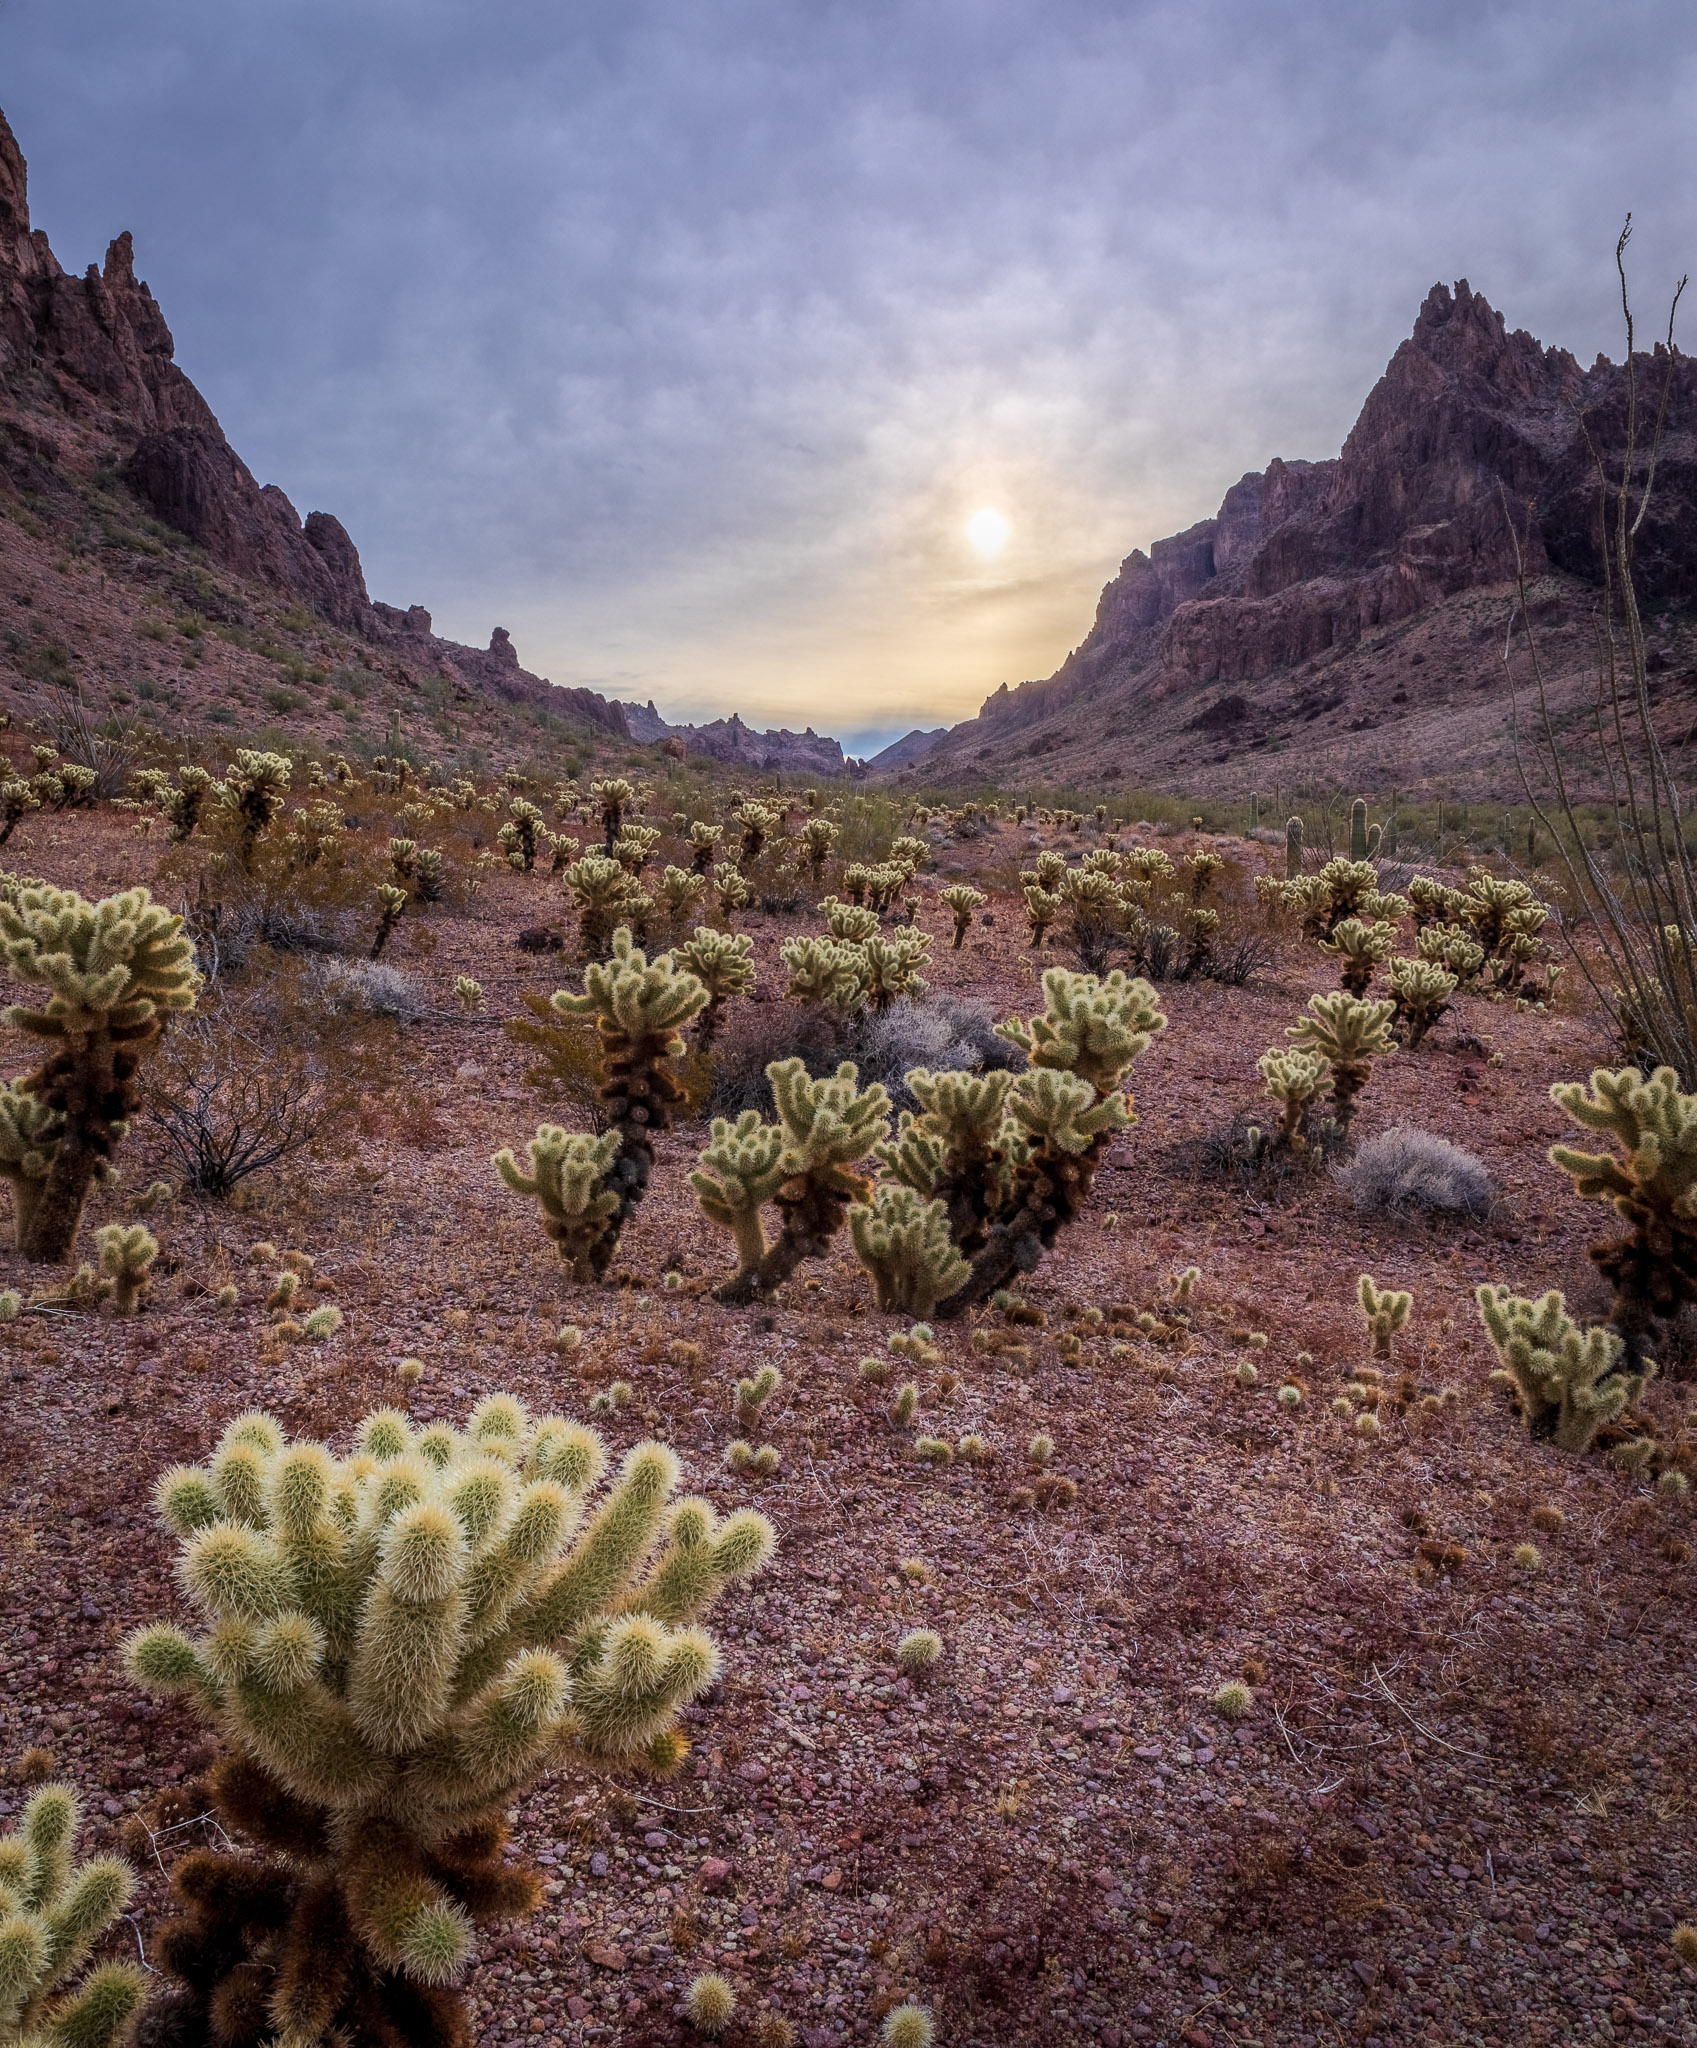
<box><xmin>894</xmin><ymin>281</ymin><xmax>1697</xmax><ymax>798</ymax></box>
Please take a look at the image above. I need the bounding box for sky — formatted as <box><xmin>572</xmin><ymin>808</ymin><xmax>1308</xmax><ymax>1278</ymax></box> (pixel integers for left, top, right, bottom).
<box><xmin>2</xmin><ymin>2</ymin><xmax>1695</xmax><ymax>756</ymax></box>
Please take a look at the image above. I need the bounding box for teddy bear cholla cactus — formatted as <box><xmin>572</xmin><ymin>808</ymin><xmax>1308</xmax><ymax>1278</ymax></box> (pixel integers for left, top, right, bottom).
<box><xmin>848</xmin><ymin>1183</ymin><xmax>970</xmax><ymax>1317</ymax></box>
<box><xmin>0</xmin><ymin>1777</ymin><xmax>145</xmax><ymax>2048</ymax></box>
<box><xmin>0</xmin><ymin>884</ymin><xmax>198</xmax><ymax>1262</ymax></box>
<box><xmin>124</xmin><ymin>1398</ymin><xmax>773</xmax><ymax>2048</ymax></box>
<box><xmin>673</xmin><ymin>926</ymin><xmax>756</xmax><ymax>1054</ymax></box>
<box><xmin>940</xmin><ymin>883</ymin><xmax>985</xmax><ymax>949</ymax></box>
<box><xmin>1547</xmin><ymin>1064</ymin><xmax>1697</xmax><ymax>1372</ymax></box>
<box><xmin>1476</xmin><ymin>1284</ymin><xmax>1654</xmax><ymax>1452</ymax></box>
<box><xmin>497</xmin><ymin>929</ymin><xmax>707</xmax><ymax>1280</ymax></box>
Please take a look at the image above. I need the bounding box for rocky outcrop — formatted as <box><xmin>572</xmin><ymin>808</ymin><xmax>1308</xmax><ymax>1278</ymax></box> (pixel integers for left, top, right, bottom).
<box><xmin>921</xmin><ymin>279</ymin><xmax>1697</xmax><ymax>770</ymax></box>
<box><xmin>864</xmin><ymin>727</ymin><xmax>950</xmax><ymax>772</ymax></box>
<box><xmin>618</xmin><ymin>700</ymin><xmax>848</xmax><ymax>776</ymax></box>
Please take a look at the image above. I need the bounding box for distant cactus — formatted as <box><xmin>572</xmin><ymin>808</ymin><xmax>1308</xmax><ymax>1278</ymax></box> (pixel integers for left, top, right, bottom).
<box><xmin>1548</xmin><ymin>1064</ymin><xmax>1697</xmax><ymax>1372</ymax></box>
<box><xmin>1285</xmin><ymin>816</ymin><xmax>1303</xmax><ymax>879</ymax></box>
<box><xmin>96</xmin><ymin>1222</ymin><xmax>157</xmax><ymax>1313</ymax></box>
<box><xmin>125</xmin><ymin>1399</ymin><xmax>773</xmax><ymax>2046</ymax></box>
<box><xmin>219</xmin><ymin>748</ymin><xmax>291</xmax><ymax>867</ymax></box>
<box><xmin>1357</xmin><ymin>1273</ymin><xmax>1412</xmax><ymax>1361</ymax></box>
<box><xmin>613</xmin><ymin>823</ymin><xmax>662</xmax><ymax>876</ymax></box>
<box><xmin>1023</xmin><ymin>883</ymin><xmax>1064</xmax><ymax>947</ymax></box>
<box><xmin>566</xmin><ymin>853</ymin><xmax>646</xmax><ymax>957</ymax></box>
<box><xmin>687</xmin><ymin>819</ymin><xmax>725</xmax><ymax>873</ymax></box>
<box><xmin>1476</xmin><ymin>1284</ymin><xmax>1654</xmax><ymax>1452</ymax></box>
<box><xmin>371</xmin><ymin>881</ymin><xmax>408</xmax><ymax>959</ymax></box>
<box><xmin>0</xmin><ymin>883</ymin><xmax>198</xmax><ymax>1262</ymax></box>
<box><xmin>1348</xmin><ymin>797</ymin><xmax>1382</xmax><ymax>862</ymax></box>
<box><xmin>590</xmin><ymin>775</ymin><xmax>638</xmax><ymax>850</ymax></box>
<box><xmin>731</xmin><ymin>799</ymin><xmax>782</xmax><ymax>868</ymax></box>
<box><xmin>0</xmin><ymin>1776</ymin><xmax>145</xmax><ymax>2046</ymax></box>
<box><xmin>497</xmin><ymin>797</ymin><xmax>547</xmax><ymax>872</ymax></box>
<box><xmin>782</xmin><ymin>935</ymin><xmax>868</xmax><ymax>1015</ymax></box>
<box><xmin>656</xmin><ymin>865</ymin><xmax>710</xmax><ymax>927</ymax></box>
<box><xmin>713</xmin><ymin>860</ymin><xmax>751</xmax><ymax>920</ymax></box>
<box><xmin>454</xmin><ymin>975</ymin><xmax>486</xmax><ymax>1013</ymax></box>
<box><xmin>1285</xmin><ymin>990</ymin><xmax>1395</xmax><ymax>1136</ymax></box>
<box><xmin>801</xmin><ymin>816</ymin><xmax>839</xmax><ymax>874</ymax></box>
<box><xmin>1417</xmin><ymin>921</ymin><xmax>1487</xmax><ymax>983</ymax></box>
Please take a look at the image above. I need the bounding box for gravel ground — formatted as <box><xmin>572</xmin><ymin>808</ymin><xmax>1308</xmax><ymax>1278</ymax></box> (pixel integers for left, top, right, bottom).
<box><xmin>0</xmin><ymin>803</ymin><xmax>1693</xmax><ymax>2048</ymax></box>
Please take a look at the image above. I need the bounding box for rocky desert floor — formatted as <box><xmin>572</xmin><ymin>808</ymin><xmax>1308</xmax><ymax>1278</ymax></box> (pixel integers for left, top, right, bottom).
<box><xmin>0</xmin><ymin>795</ymin><xmax>1693</xmax><ymax>2048</ymax></box>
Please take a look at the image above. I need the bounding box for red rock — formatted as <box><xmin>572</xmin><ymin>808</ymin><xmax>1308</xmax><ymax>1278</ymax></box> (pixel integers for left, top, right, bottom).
<box><xmin>700</xmin><ymin>1857</ymin><xmax>733</xmax><ymax>1891</ymax></box>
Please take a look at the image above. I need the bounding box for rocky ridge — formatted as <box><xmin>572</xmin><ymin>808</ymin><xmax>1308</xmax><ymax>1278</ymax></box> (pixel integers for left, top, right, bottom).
<box><xmin>619</xmin><ymin>698</ymin><xmax>854</xmax><ymax>777</ymax></box>
<box><xmin>898</xmin><ymin>281</ymin><xmax>1697</xmax><ymax>795</ymax></box>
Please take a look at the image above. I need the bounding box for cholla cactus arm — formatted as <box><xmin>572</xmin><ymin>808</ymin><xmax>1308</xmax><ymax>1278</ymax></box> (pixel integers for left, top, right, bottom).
<box><xmin>0</xmin><ymin>1782</ymin><xmax>145</xmax><ymax>2046</ymax></box>
<box><xmin>1312</xmin><ymin>857</ymin><xmax>1379</xmax><ymax>935</ymax></box>
<box><xmin>493</xmin><ymin>1127</ymin><xmax>622</xmax><ymax>1281</ymax></box>
<box><xmin>1388</xmin><ymin>956</ymin><xmax>1457</xmax><ymax>1048</ymax></box>
<box><xmin>819</xmin><ymin>895</ymin><xmax>879</xmax><ymax>944</ymax></box>
<box><xmin>1286</xmin><ymin>990</ymin><xmax>1394</xmax><ymax>1135</ymax></box>
<box><xmin>801</xmin><ymin>816</ymin><xmax>838</xmax><ymax>871</ymax></box>
<box><xmin>781</xmin><ymin>935</ymin><xmax>868</xmax><ymax>1015</ymax></box>
<box><xmin>218</xmin><ymin>750</ymin><xmax>291</xmax><ymax>866</ymax></box>
<box><xmin>880</xmin><ymin>1067</ymin><xmax>1019</xmax><ymax>1250</ymax></box>
<box><xmin>1320</xmin><ymin>917</ymin><xmax>1396</xmax><ymax>995</ymax></box>
<box><xmin>96</xmin><ymin>1222</ymin><xmax>157</xmax><ymax>1313</ymax></box>
<box><xmin>1417</xmin><ymin>921</ymin><xmax>1486</xmax><ymax>982</ymax></box>
<box><xmin>690</xmin><ymin>1113</ymin><xmax>784</xmax><ymax>1279</ymax></box>
<box><xmin>613</xmin><ymin>824</ymin><xmax>661</xmax><ymax>875</ymax></box>
<box><xmin>1408</xmin><ymin>874</ymin><xmax>1469</xmax><ymax>930</ymax></box>
<box><xmin>589</xmin><ymin>776</ymin><xmax>637</xmax><ymax>850</ymax></box>
<box><xmin>656</xmin><ymin>865</ymin><xmax>709</xmax><ymax>925</ymax></box>
<box><xmin>1256</xmin><ymin>1048</ymin><xmax>1328</xmax><ymax>1148</ymax></box>
<box><xmin>1024</xmin><ymin>884</ymin><xmax>1063</xmax><ymax>946</ymax></box>
<box><xmin>860</xmin><ymin>930</ymin><xmax>930</xmax><ymax>1011</ymax></box>
<box><xmin>712</xmin><ymin>860</ymin><xmax>751</xmax><ymax>919</ymax></box>
<box><xmin>1476</xmin><ymin>1284</ymin><xmax>1649</xmax><ymax>1451</ymax></box>
<box><xmin>0</xmin><ymin>884</ymin><xmax>198</xmax><ymax>1263</ymax></box>
<box><xmin>534</xmin><ymin>929</ymin><xmax>707</xmax><ymax>1275</ymax></box>
<box><xmin>996</xmin><ymin>967</ymin><xmax>1166</xmax><ymax>1093</ymax></box>
<box><xmin>674</xmin><ymin>925</ymin><xmax>755</xmax><ymax>1051</ymax></box>
<box><xmin>0</xmin><ymin>1077</ymin><xmax>60</xmax><ymax>1247</ymax></box>
<box><xmin>125</xmin><ymin>1403</ymin><xmax>772</xmax><ymax>2042</ymax></box>
<box><xmin>712</xmin><ymin>1060</ymin><xmax>891</xmax><ymax>1304</ymax></box>
<box><xmin>0</xmin><ymin>777</ymin><xmax>42</xmax><ymax>846</ymax></box>
<box><xmin>564</xmin><ymin>853</ymin><xmax>642</xmax><ymax>957</ymax></box>
<box><xmin>848</xmin><ymin>1184</ymin><xmax>971</xmax><ymax>1317</ymax></box>
<box><xmin>1548</xmin><ymin>1064</ymin><xmax>1697</xmax><ymax>1369</ymax></box>
<box><xmin>687</xmin><ymin>819</ymin><xmax>724</xmax><ymax>873</ymax></box>
<box><xmin>371</xmin><ymin>883</ymin><xmax>408</xmax><ymax>959</ymax></box>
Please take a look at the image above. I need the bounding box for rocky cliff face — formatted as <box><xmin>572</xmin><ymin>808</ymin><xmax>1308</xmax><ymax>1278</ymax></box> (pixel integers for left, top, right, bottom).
<box><xmin>0</xmin><ymin>103</ymin><xmax>631</xmax><ymax>741</ymax></box>
<box><xmin>947</xmin><ymin>280</ymin><xmax>1697</xmax><ymax>761</ymax></box>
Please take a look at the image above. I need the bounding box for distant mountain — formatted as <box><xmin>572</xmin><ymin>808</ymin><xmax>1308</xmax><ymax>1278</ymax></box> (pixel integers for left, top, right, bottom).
<box><xmin>618</xmin><ymin>699</ymin><xmax>851</xmax><ymax>777</ymax></box>
<box><xmin>864</xmin><ymin>727</ymin><xmax>949</xmax><ymax>772</ymax></box>
<box><xmin>885</xmin><ymin>281</ymin><xmax>1697</xmax><ymax>797</ymax></box>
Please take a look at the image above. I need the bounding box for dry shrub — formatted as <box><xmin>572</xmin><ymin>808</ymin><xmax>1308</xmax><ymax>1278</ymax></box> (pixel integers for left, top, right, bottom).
<box><xmin>144</xmin><ymin>959</ymin><xmax>388</xmax><ymax>1196</ymax></box>
<box><xmin>1335</xmin><ymin>1125</ymin><xmax>1493</xmax><ymax>1218</ymax></box>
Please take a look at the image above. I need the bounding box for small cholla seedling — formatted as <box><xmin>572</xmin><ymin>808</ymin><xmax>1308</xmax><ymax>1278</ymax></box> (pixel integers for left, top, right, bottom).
<box><xmin>1330</xmin><ymin>1396</ymin><xmax>1354</xmax><ymax>1419</ymax></box>
<box><xmin>302</xmin><ymin>1304</ymin><xmax>344</xmax><ymax>1343</ymax></box>
<box><xmin>896</xmin><ymin>1628</ymin><xmax>943</xmax><ymax>1676</ymax></box>
<box><xmin>214</xmin><ymin>1284</ymin><xmax>238</xmax><ymax>1309</ymax></box>
<box><xmin>913</xmin><ymin>1436</ymin><xmax>954</xmax><ymax>1465</ymax></box>
<box><xmin>96</xmin><ymin>1221</ymin><xmax>157</xmax><ymax>1313</ymax></box>
<box><xmin>889</xmin><ymin>1382</ymin><xmax>920</xmax><ymax>1427</ymax></box>
<box><xmin>882</xmin><ymin>2004</ymin><xmax>935</xmax><ymax>2048</ymax></box>
<box><xmin>1026</xmin><ymin>1433</ymin><xmax>1055</xmax><ymax>1469</ymax></box>
<box><xmin>1672</xmin><ymin>1924</ymin><xmax>1697</xmax><ymax>1966</ymax></box>
<box><xmin>686</xmin><ymin>1971</ymin><xmax>736</xmax><ymax>2035</ymax></box>
<box><xmin>733</xmin><ymin>1364</ymin><xmax>782</xmax><ymax>1432</ymax></box>
<box><xmin>1172</xmin><ymin>1266</ymin><xmax>1200</xmax><ymax>1304</ymax></box>
<box><xmin>858</xmin><ymin>1355</ymin><xmax>892</xmax><ymax>1385</ymax></box>
<box><xmin>134</xmin><ymin>1178</ymin><xmax>175</xmax><ymax>1213</ymax></box>
<box><xmin>1356</xmin><ymin>1411</ymin><xmax>1381</xmax><ymax>1440</ymax></box>
<box><xmin>371</xmin><ymin>881</ymin><xmax>409</xmax><ymax>959</ymax></box>
<box><xmin>957</xmin><ymin>1434</ymin><xmax>989</xmax><ymax>1462</ymax></box>
<box><xmin>126</xmin><ymin>1400</ymin><xmax>773</xmax><ymax>2045</ymax></box>
<box><xmin>1659</xmin><ymin>1469</ymin><xmax>1690</xmax><ymax>1498</ymax></box>
<box><xmin>1529</xmin><ymin>1503</ymin><xmax>1566</xmax><ymax>1532</ymax></box>
<box><xmin>898</xmin><ymin>1557</ymin><xmax>929</xmax><ymax>1583</ymax></box>
<box><xmin>1513</xmin><ymin>1542</ymin><xmax>1542</xmax><ymax>1570</ymax></box>
<box><xmin>454</xmin><ymin>976</ymin><xmax>485</xmax><ymax>1013</ymax></box>
<box><xmin>1033</xmin><ymin>1473</ymin><xmax>1078</xmax><ymax>1509</ymax></box>
<box><xmin>752</xmin><ymin>2011</ymin><xmax>799</xmax><ymax>2048</ymax></box>
<box><xmin>1213</xmin><ymin>1679</ymin><xmax>1254</xmax><ymax>1720</ymax></box>
<box><xmin>1236</xmin><ymin>1360</ymin><xmax>1258</xmax><ymax>1386</ymax></box>
<box><xmin>1278</xmin><ymin>1384</ymin><xmax>1303</xmax><ymax>1409</ymax></box>
<box><xmin>0</xmin><ymin>1774</ymin><xmax>146</xmax><ymax>2046</ymax></box>
<box><xmin>398</xmin><ymin>1358</ymin><xmax>425</xmax><ymax>1385</ymax></box>
<box><xmin>889</xmin><ymin>1323</ymin><xmax>939</xmax><ymax>1366</ymax></box>
<box><xmin>555</xmin><ymin>1324</ymin><xmax>582</xmax><ymax>1353</ymax></box>
<box><xmin>1358</xmin><ymin>1274</ymin><xmax>1412</xmax><ymax>1361</ymax></box>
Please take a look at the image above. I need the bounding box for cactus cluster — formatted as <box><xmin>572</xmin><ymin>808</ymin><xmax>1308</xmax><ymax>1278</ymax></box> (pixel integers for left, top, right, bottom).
<box><xmin>1476</xmin><ymin>1285</ymin><xmax>1654</xmax><ymax>1453</ymax></box>
<box><xmin>0</xmin><ymin>883</ymin><xmax>199</xmax><ymax>1262</ymax></box>
<box><xmin>124</xmin><ymin>1398</ymin><xmax>773</xmax><ymax>2046</ymax></box>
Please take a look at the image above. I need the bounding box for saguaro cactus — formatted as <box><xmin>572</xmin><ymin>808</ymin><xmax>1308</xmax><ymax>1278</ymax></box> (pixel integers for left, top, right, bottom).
<box><xmin>125</xmin><ymin>1400</ymin><xmax>773</xmax><ymax>2047</ymax></box>
<box><xmin>1285</xmin><ymin>816</ymin><xmax>1303</xmax><ymax>880</ymax></box>
<box><xmin>0</xmin><ymin>884</ymin><xmax>198</xmax><ymax>1262</ymax></box>
<box><xmin>1476</xmin><ymin>1284</ymin><xmax>1653</xmax><ymax>1451</ymax></box>
<box><xmin>0</xmin><ymin>1778</ymin><xmax>145</xmax><ymax>2047</ymax></box>
<box><xmin>1348</xmin><ymin>798</ymin><xmax>1382</xmax><ymax>863</ymax></box>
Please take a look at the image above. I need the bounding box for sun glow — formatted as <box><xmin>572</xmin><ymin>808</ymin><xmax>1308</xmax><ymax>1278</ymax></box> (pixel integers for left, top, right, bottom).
<box><xmin>966</xmin><ymin>506</ymin><xmax>1010</xmax><ymax>556</ymax></box>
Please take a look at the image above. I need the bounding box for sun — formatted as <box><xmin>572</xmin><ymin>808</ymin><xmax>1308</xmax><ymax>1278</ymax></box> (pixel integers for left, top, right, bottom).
<box><xmin>966</xmin><ymin>506</ymin><xmax>1009</xmax><ymax>557</ymax></box>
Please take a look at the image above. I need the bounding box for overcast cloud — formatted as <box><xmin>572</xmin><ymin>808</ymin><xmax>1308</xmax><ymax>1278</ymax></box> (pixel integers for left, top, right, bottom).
<box><xmin>2</xmin><ymin>0</ymin><xmax>1693</xmax><ymax>750</ymax></box>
